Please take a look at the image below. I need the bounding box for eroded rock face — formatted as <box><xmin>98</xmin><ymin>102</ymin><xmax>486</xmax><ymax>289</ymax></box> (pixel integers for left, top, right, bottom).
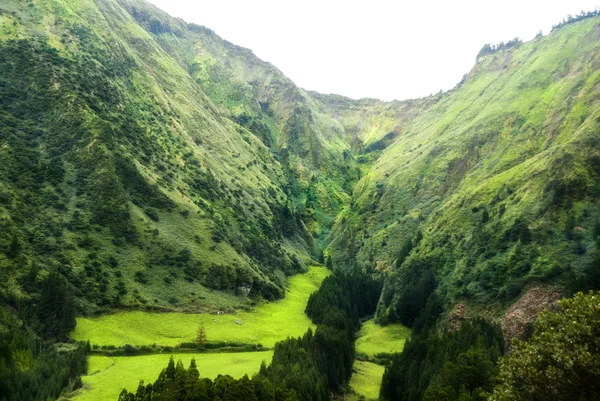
<box><xmin>501</xmin><ymin>286</ymin><xmax>562</xmax><ymax>351</ymax></box>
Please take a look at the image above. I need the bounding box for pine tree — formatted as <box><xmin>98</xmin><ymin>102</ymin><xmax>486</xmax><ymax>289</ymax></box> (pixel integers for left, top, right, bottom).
<box><xmin>7</xmin><ymin>234</ymin><xmax>20</xmax><ymax>258</ymax></box>
<box><xmin>196</xmin><ymin>324</ymin><xmax>207</xmax><ymax>350</ymax></box>
<box><xmin>481</xmin><ymin>209</ymin><xmax>489</xmax><ymax>223</ymax></box>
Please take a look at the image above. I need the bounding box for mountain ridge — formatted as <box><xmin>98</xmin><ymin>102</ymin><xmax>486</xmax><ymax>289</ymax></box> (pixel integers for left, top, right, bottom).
<box><xmin>1</xmin><ymin>0</ymin><xmax>599</xmax><ymax>331</ymax></box>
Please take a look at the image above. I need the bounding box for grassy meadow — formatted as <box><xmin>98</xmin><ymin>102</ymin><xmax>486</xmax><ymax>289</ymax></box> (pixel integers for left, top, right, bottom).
<box><xmin>356</xmin><ymin>319</ymin><xmax>412</xmax><ymax>356</ymax></box>
<box><xmin>349</xmin><ymin>360</ymin><xmax>385</xmax><ymax>400</ymax></box>
<box><xmin>70</xmin><ymin>351</ymin><xmax>273</xmax><ymax>401</ymax></box>
<box><xmin>72</xmin><ymin>266</ymin><xmax>330</xmax><ymax>347</ymax></box>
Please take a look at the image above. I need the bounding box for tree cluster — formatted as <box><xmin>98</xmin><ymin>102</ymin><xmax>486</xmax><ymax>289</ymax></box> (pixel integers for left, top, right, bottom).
<box><xmin>381</xmin><ymin>310</ymin><xmax>504</xmax><ymax>401</ymax></box>
<box><xmin>379</xmin><ymin>257</ymin><xmax>437</xmax><ymax>327</ymax></box>
<box><xmin>477</xmin><ymin>38</ymin><xmax>523</xmax><ymax>58</ymax></box>
<box><xmin>119</xmin><ymin>271</ymin><xmax>382</xmax><ymax>401</ymax></box>
<box><xmin>118</xmin><ymin>358</ymin><xmax>280</xmax><ymax>401</ymax></box>
<box><xmin>305</xmin><ymin>271</ymin><xmax>382</xmax><ymax>326</ymax></box>
<box><xmin>551</xmin><ymin>9</ymin><xmax>600</xmax><ymax>31</ymax></box>
<box><xmin>0</xmin><ymin>308</ymin><xmax>89</xmax><ymax>401</ymax></box>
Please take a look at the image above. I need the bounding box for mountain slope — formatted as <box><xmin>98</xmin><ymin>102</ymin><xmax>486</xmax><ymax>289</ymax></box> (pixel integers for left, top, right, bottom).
<box><xmin>114</xmin><ymin>0</ymin><xmax>360</xmax><ymax>248</ymax></box>
<box><xmin>0</xmin><ymin>0</ymin><xmax>353</xmax><ymax>316</ymax></box>
<box><xmin>2</xmin><ymin>0</ymin><xmax>600</xmax><ymax>339</ymax></box>
<box><xmin>326</xmin><ymin>16</ymin><xmax>600</xmax><ymax>323</ymax></box>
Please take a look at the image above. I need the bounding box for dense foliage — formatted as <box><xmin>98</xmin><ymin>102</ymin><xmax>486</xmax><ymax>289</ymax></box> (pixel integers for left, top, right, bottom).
<box><xmin>305</xmin><ymin>271</ymin><xmax>382</xmax><ymax>325</ymax></box>
<box><xmin>118</xmin><ymin>271</ymin><xmax>382</xmax><ymax>401</ymax></box>
<box><xmin>0</xmin><ymin>308</ymin><xmax>89</xmax><ymax>401</ymax></box>
<box><xmin>380</xmin><ymin>308</ymin><xmax>504</xmax><ymax>401</ymax></box>
<box><xmin>490</xmin><ymin>291</ymin><xmax>600</xmax><ymax>401</ymax></box>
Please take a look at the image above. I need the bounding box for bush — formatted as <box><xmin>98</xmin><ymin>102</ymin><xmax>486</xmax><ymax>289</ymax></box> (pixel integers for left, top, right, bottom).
<box><xmin>490</xmin><ymin>292</ymin><xmax>600</xmax><ymax>401</ymax></box>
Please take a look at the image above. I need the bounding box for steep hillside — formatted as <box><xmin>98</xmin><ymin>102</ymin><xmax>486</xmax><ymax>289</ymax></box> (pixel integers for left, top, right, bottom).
<box><xmin>114</xmin><ymin>0</ymin><xmax>360</xmax><ymax>247</ymax></box>
<box><xmin>327</xmin><ymin>17</ymin><xmax>600</xmax><ymax>324</ymax></box>
<box><xmin>2</xmin><ymin>0</ymin><xmax>600</xmax><ymax>327</ymax></box>
<box><xmin>0</xmin><ymin>0</ymin><xmax>358</xmax><ymax>318</ymax></box>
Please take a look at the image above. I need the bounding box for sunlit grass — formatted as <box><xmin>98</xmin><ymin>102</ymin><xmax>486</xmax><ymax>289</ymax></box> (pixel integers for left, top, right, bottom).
<box><xmin>356</xmin><ymin>319</ymin><xmax>412</xmax><ymax>356</ymax></box>
<box><xmin>349</xmin><ymin>360</ymin><xmax>385</xmax><ymax>400</ymax></box>
<box><xmin>71</xmin><ymin>351</ymin><xmax>273</xmax><ymax>401</ymax></box>
<box><xmin>72</xmin><ymin>266</ymin><xmax>330</xmax><ymax>347</ymax></box>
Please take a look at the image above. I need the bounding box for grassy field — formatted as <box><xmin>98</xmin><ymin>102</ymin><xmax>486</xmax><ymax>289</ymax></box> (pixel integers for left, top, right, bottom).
<box><xmin>356</xmin><ymin>319</ymin><xmax>412</xmax><ymax>356</ymax></box>
<box><xmin>70</xmin><ymin>351</ymin><xmax>273</xmax><ymax>401</ymax></box>
<box><xmin>72</xmin><ymin>266</ymin><xmax>330</xmax><ymax>347</ymax></box>
<box><xmin>349</xmin><ymin>360</ymin><xmax>385</xmax><ymax>400</ymax></box>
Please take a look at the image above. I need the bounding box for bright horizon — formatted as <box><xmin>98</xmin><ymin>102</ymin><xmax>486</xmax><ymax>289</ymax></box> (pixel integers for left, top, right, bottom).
<box><xmin>147</xmin><ymin>0</ymin><xmax>599</xmax><ymax>101</ymax></box>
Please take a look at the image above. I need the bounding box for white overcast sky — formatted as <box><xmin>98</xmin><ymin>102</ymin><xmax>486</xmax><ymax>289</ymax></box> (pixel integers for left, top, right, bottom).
<box><xmin>147</xmin><ymin>0</ymin><xmax>599</xmax><ymax>101</ymax></box>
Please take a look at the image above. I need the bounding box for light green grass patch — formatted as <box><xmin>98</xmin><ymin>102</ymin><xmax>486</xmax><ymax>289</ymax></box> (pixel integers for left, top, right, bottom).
<box><xmin>350</xmin><ymin>360</ymin><xmax>385</xmax><ymax>400</ymax></box>
<box><xmin>356</xmin><ymin>319</ymin><xmax>411</xmax><ymax>356</ymax></box>
<box><xmin>71</xmin><ymin>351</ymin><xmax>273</xmax><ymax>401</ymax></box>
<box><xmin>72</xmin><ymin>266</ymin><xmax>330</xmax><ymax>347</ymax></box>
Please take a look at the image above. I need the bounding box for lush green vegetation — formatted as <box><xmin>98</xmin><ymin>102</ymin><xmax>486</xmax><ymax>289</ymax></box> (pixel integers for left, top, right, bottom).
<box><xmin>355</xmin><ymin>319</ymin><xmax>411</xmax><ymax>356</ymax></box>
<box><xmin>73</xmin><ymin>352</ymin><xmax>273</xmax><ymax>401</ymax></box>
<box><xmin>380</xmin><ymin>315</ymin><xmax>504</xmax><ymax>401</ymax></box>
<box><xmin>3</xmin><ymin>0</ymin><xmax>600</xmax><ymax>399</ymax></box>
<box><xmin>490</xmin><ymin>291</ymin><xmax>600</xmax><ymax>401</ymax></box>
<box><xmin>349</xmin><ymin>360</ymin><xmax>385</xmax><ymax>400</ymax></box>
<box><xmin>117</xmin><ymin>271</ymin><xmax>381</xmax><ymax>401</ymax></box>
<box><xmin>0</xmin><ymin>308</ymin><xmax>89</xmax><ymax>401</ymax></box>
<box><xmin>327</xmin><ymin>14</ymin><xmax>600</xmax><ymax>327</ymax></box>
<box><xmin>305</xmin><ymin>271</ymin><xmax>382</xmax><ymax>326</ymax></box>
<box><xmin>72</xmin><ymin>266</ymin><xmax>329</xmax><ymax>347</ymax></box>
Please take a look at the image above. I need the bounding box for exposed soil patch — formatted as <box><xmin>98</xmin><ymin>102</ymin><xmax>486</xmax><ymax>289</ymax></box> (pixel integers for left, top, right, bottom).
<box><xmin>447</xmin><ymin>302</ymin><xmax>467</xmax><ymax>332</ymax></box>
<box><xmin>501</xmin><ymin>286</ymin><xmax>561</xmax><ymax>351</ymax></box>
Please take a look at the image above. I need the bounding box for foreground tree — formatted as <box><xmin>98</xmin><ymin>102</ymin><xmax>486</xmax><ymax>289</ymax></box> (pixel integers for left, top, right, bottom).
<box><xmin>196</xmin><ymin>324</ymin><xmax>207</xmax><ymax>350</ymax></box>
<box><xmin>490</xmin><ymin>291</ymin><xmax>600</xmax><ymax>401</ymax></box>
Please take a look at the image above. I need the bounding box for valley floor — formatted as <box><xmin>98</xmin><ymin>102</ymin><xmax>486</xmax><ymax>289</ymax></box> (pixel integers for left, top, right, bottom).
<box><xmin>69</xmin><ymin>266</ymin><xmax>411</xmax><ymax>401</ymax></box>
<box><xmin>356</xmin><ymin>319</ymin><xmax>411</xmax><ymax>356</ymax></box>
<box><xmin>72</xmin><ymin>266</ymin><xmax>330</xmax><ymax>348</ymax></box>
<box><xmin>349</xmin><ymin>360</ymin><xmax>385</xmax><ymax>400</ymax></box>
<box><xmin>70</xmin><ymin>352</ymin><xmax>273</xmax><ymax>401</ymax></box>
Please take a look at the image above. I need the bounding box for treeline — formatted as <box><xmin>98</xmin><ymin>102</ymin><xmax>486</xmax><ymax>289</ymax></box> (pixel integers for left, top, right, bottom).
<box><xmin>0</xmin><ymin>308</ymin><xmax>89</xmax><ymax>401</ymax></box>
<box><xmin>117</xmin><ymin>358</ymin><xmax>281</xmax><ymax>401</ymax></box>
<box><xmin>477</xmin><ymin>38</ymin><xmax>523</xmax><ymax>58</ymax></box>
<box><xmin>551</xmin><ymin>9</ymin><xmax>600</xmax><ymax>31</ymax></box>
<box><xmin>305</xmin><ymin>271</ymin><xmax>382</xmax><ymax>325</ymax></box>
<box><xmin>380</xmin><ymin>309</ymin><xmax>504</xmax><ymax>401</ymax></box>
<box><xmin>0</xmin><ymin>267</ymin><xmax>84</xmax><ymax>401</ymax></box>
<box><xmin>118</xmin><ymin>271</ymin><xmax>382</xmax><ymax>401</ymax></box>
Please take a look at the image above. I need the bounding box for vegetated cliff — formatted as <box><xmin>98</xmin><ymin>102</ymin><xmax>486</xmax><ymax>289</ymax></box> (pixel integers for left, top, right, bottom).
<box><xmin>325</xmin><ymin>16</ymin><xmax>600</xmax><ymax>324</ymax></box>
<box><xmin>2</xmin><ymin>0</ymin><xmax>600</xmax><ymax>328</ymax></box>
<box><xmin>0</xmin><ymin>0</ymin><xmax>358</xmax><ymax>316</ymax></box>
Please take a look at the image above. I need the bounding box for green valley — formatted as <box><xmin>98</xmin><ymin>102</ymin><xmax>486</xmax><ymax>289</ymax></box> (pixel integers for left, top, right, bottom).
<box><xmin>349</xmin><ymin>361</ymin><xmax>385</xmax><ymax>401</ymax></box>
<box><xmin>73</xmin><ymin>352</ymin><xmax>273</xmax><ymax>401</ymax></box>
<box><xmin>355</xmin><ymin>320</ymin><xmax>411</xmax><ymax>357</ymax></box>
<box><xmin>73</xmin><ymin>265</ymin><xmax>329</xmax><ymax>347</ymax></box>
<box><xmin>1</xmin><ymin>1</ymin><xmax>600</xmax><ymax>401</ymax></box>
